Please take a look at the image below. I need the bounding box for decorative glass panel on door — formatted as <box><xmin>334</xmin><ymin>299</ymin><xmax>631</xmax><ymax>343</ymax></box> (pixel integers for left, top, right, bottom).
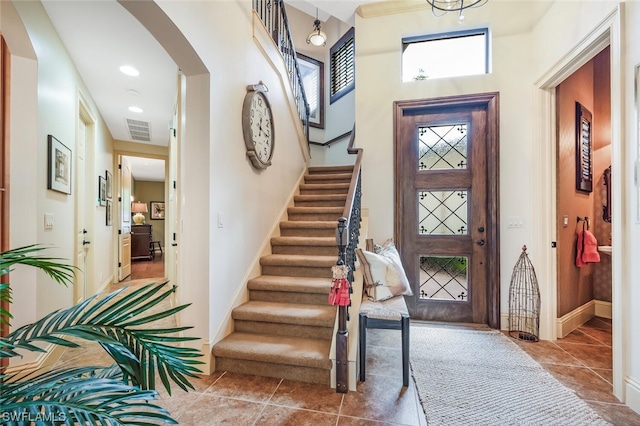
<box><xmin>419</xmin><ymin>256</ymin><xmax>468</xmax><ymax>301</ymax></box>
<box><xmin>418</xmin><ymin>190</ymin><xmax>468</xmax><ymax>235</ymax></box>
<box><xmin>417</xmin><ymin>124</ymin><xmax>467</xmax><ymax>170</ymax></box>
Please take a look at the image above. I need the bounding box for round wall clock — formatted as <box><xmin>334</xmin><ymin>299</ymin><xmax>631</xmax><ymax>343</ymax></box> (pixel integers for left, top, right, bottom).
<box><xmin>242</xmin><ymin>82</ymin><xmax>274</xmax><ymax>169</ymax></box>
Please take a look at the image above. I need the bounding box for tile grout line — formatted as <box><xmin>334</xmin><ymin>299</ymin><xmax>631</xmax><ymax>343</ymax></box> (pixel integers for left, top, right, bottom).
<box><xmin>250</xmin><ymin>378</ymin><xmax>283</xmax><ymax>426</ymax></box>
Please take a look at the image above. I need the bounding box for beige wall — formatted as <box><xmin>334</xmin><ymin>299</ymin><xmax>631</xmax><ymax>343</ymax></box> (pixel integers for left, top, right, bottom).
<box><xmin>2</xmin><ymin>1</ymin><xmax>115</xmax><ymax>367</ymax></box>
<box><xmin>133</xmin><ymin>180</ymin><xmax>165</xmax><ymax>247</ymax></box>
<box><xmin>556</xmin><ymin>48</ymin><xmax>611</xmax><ymax>317</ymax></box>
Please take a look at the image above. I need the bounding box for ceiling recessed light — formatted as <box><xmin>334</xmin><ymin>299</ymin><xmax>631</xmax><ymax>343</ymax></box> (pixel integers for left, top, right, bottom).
<box><xmin>120</xmin><ymin>65</ymin><xmax>140</xmax><ymax>76</ymax></box>
<box><xmin>126</xmin><ymin>89</ymin><xmax>140</xmax><ymax>96</ymax></box>
<box><xmin>128</xmin><ymin>106</ymin><xmax>144</xmax><ymax>113</ymax></box>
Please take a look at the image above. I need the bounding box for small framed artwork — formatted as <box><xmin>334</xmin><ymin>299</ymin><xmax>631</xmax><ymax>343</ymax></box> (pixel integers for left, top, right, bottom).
<box><xmin>297</xmin><ymin>53</ymin><xmax>324</xmax><ymax>129</ymax></box>
<box><xmin>105</xmin><ymin>170</ymin><xmax>112</xmax><ymax>199</ymax></box>
<box><xmin>98</xmin><ymin>176</ymin><xmax>106</xmax><ymax>206</ymax></box>
<box><xmin>106</xmin><ymin>200</ymin><xmax>112</xmax><ymax>226</ymax></box>
<box><xmin>575</xmin><ymin>102</ymin><xmax>593</xmax><ymax>193</ymax></box>
<box><xmin>47</xmin><ymin>135</ymin><xmax>72</xmax><ymax>194</ymax></box>
<box><xmin>151</xmin><ymin>201</ymin><xmax>165</xmax><ymax>220</ymax></box>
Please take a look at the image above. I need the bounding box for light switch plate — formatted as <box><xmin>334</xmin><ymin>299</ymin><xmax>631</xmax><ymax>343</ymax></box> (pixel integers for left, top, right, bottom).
<box><xmin>44</xmin><ymin>213</ymin><xmax>54</xmax><ymax>229</ymax></box>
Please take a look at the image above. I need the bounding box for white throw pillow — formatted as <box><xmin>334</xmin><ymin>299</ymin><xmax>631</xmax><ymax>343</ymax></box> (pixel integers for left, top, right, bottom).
<box><xmin>356</xmin><ymin>240</ymin><xmax>413</xmax><ymax>302</ymax></box>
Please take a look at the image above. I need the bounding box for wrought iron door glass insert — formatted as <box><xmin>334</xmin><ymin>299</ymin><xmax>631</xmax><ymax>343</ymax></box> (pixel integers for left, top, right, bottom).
<box><xmin>418</xmin><ymin>124</ymin><xmax>467</xmax><ymax>170</ymax></box>
<box><xmin>418</xmin><ymin>190</ymin><xmax>468</xmax><ymax>235</ymax></box>
<box><xmin>419</xmin><ymin>256</ymin><xmax>468</xmax><ymax>301</ymax></box>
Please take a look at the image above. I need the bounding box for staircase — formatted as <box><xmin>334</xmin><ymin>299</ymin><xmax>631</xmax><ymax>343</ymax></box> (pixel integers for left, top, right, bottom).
<box><xmin>212</xmin><ymin>165</ymin><xmax>354</xmax><ymax>385</ymax></box>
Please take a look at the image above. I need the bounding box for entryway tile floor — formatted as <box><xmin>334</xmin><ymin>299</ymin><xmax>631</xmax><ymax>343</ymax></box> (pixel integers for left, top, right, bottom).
<box><xmin>512</xmin><ymin>316</ymin><xmax>640</xmax><ymax>425</ymax></box>
<box><xmin>55</xmin><ymin>277</ymin><xmax>640</xmax><ymax>425</ymax></box>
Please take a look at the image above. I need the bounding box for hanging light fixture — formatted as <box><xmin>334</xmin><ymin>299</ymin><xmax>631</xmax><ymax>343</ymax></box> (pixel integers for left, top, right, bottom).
<box><xmin>306</xmin><ymin>8</ymin><xmax>327</xmax><ymax>47</ymax></box>
<box><xmin>425</xmin><ymin>0</ymin><xmax>488</xmax><ymax>23</ymax></box>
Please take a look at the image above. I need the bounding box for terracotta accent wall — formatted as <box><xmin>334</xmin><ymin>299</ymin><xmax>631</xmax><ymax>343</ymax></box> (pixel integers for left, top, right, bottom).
<box><xmin>556</xmin><ymin>48</ymin><xmax>611</xmax><ymax>317</ymax></box>
<box><xmin>592</xmin><ymin>47</ymin><xmax>612</xmax><ymax>302</ymax></box>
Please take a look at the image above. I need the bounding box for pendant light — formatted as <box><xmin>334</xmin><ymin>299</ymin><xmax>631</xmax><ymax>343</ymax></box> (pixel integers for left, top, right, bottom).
<box><xmin>306</xmin><ymin>8</ymin><xmax>327</xmax><ymax>47</ymax></box>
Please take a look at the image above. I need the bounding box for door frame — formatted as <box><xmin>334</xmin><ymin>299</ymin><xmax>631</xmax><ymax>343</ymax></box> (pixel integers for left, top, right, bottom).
<box><xmin>533</xmin><ymin>7</ymin><xmax>623</xmax><ymax>399</ymax></box>
<box><xmin>394</xmin><ymin>92</ymin><xmax>500</xmax><ymax>328</ymax></box>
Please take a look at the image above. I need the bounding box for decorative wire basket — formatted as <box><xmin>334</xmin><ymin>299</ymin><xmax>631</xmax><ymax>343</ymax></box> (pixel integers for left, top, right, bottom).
<box><xmin>508</xmin><ymin>246</ymin><xmax>540</xmax><ymax>342</ymax></box>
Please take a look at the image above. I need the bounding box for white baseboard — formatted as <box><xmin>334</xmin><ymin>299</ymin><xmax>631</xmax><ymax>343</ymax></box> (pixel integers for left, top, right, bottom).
<box><xmin>594</xmin><ymin>300</ymin><xmax>612</xmax><ymax>319</ymax></box>
<box><xmin>626</xmin><ymin>376</ymin><xmax>640</xmax><ymax>416</ymax></box>
<box><xmin>556</xmin><ymin>300</ymin><xmax>595</xmax><ymax>338</ymax></box>
<box><xmin>5</xmin><ymin>343</ymin><xmax>66</xmax><ymax>376</ymax></box>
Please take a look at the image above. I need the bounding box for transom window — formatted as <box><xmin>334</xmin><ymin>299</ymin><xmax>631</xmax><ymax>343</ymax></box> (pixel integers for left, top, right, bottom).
<box><xmin>402</xmin><ymin>28</ymin><xmax>489</xmax><ymax>82</ymax></box>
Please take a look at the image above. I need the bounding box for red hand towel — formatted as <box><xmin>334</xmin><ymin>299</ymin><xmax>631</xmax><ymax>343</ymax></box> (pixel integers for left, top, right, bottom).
<box><xmin>576</xmin><ymin>230</ymin><xmax>600</xmax><ymax>267</ymax></box>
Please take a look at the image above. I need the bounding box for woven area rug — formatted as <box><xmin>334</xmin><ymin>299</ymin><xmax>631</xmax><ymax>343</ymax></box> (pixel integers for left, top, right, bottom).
<box><xmin>410</xmin><ymin>324</ymin><xmax>611</xmax><ymax>426</ymax></box>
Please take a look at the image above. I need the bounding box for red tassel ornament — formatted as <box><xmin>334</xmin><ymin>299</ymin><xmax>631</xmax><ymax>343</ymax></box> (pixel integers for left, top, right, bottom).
<box><xmin>328</xmin><ymin>264</ymin><xmax>351</xmax><ymax>306</ymax></box>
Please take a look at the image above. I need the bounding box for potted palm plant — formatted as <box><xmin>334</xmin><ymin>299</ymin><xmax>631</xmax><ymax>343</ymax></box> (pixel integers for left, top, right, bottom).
<box><xmin>0</xmin><ymin>245</ymin><xmax>203</xmax><ymax>425</ymax></box>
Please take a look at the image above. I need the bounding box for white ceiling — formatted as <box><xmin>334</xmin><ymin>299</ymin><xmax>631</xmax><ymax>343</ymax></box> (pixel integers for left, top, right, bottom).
<box><xmin>124</xmin><ymin>156</ymin><xmax>165</xmax><ymax>182</ymax></box>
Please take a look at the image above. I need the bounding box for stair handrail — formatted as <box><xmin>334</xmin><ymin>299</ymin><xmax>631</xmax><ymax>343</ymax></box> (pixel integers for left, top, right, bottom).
<box><xmin>253</xmin><ymin>0</ymin><xmax>311</xmax><ymax>142</ymax></box>
<box><xmin>334</xmin><ymin>125</ymin><xmax>362</xmax><ymax>393</ymax></box>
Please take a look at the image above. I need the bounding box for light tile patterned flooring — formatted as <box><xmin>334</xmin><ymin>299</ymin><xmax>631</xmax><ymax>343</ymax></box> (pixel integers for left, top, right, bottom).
<box><xmin>58</xmin><ymin>268</ymin><xmax>640</xmax><ymax>425</ymax></box>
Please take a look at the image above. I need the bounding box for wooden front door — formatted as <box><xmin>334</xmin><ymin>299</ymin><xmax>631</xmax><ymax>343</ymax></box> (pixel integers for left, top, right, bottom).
<box><xmin>394</xmin><ymin>93</ymin><xmax>500</xmax><ymax>327</ymax></box>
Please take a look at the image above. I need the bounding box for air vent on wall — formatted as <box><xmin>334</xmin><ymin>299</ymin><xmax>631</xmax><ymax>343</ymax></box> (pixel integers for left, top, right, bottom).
<box><xmin>126</xmin><ymin>118</ymin><xmax>151</xmax><ymax>142</ymax></box>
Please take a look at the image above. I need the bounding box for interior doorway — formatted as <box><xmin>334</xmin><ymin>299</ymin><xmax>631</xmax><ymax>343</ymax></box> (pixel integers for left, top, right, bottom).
<box><xmin>535</xmin><ymin>11</ymin><xmax>623</xmax><ymax>400</ymax></box>
<box><xmin>119</xmin><ymin>155</ymin><xmax>166</xmax><ymax>281</ymax></box>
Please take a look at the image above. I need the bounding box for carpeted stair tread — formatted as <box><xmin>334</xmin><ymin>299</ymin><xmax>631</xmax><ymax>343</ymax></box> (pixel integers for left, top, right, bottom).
<box><xmin>288</xmin><ymin>206</ymin><xmax>343</xmax><ymax>214</ymax></box>
<box><xmin>247</xmin><ymin>275</ymin><xmax>332</xmax><ymax>294</ymax></box>
<box><xmin>294</xmin><ymin>194</ymin><xmax>347</xmax><ymax>204</ymax></box>
<box><xmin>271</xmin><ymin>236</ymin><xmax>336</xmax><ymax>247</ymax></box>
<box><xmin>280</xmin><ymin>220</ymin><xmax>338</xmax><ymax>230</ymax></box>
<box><xmin>260</xmin><ymin>254</ymin><xmax>336</xmax><ymax>267</ymax></box>
<box><xmin>213</xmin><ymin>332</ymin><xmax>333</xmax><ymax>370</ymax></box>
<box><xmin>232</xmin><ymin>300</ymin><xmax>335</xmax><ymax>327</ymax></box>
<box><xmin>308</xmin><ymin>165</ymin><xmax>354</xmax><ymax>174</ymax></box>
<box><xmin>304</xmin><ymin>173</ymin><xmax>352</xmax><ymax>183</ymax></box>
<box><xmin>299</xmin><ymin>183</ymin><xmax>350</xmax><ymax>193</ymax></box>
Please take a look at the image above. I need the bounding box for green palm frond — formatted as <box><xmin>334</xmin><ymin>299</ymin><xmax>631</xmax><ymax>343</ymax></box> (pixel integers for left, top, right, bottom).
<box><xmin>0</xmin><ymin>244</ymin><xmax>76</xmax><ymax>286</ymax></box>
<box><xmin>2</xmin><ymin>282</ymin><xmax>204</xmax><ymax>394</ymax></box>
<box><xmin>0</xmin><ymin>365</ymin><xmax>177</xmax><ymax>425</ymax></box>
<box><xmin>1</xmin><ymin>245</ymin><xmax>76</xmax><ymax>330</ymax></box>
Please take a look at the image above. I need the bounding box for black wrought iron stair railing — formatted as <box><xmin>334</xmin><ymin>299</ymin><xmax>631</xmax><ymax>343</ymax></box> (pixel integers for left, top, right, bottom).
<box><xmin>334</xmin><ymin>126</ymin><xmax>362</xmax><ymax>393</ymax></box>
<box><xmin>253</xmin><ymin>0</ymin><xmax>311</xmax><ymax>140</ymax></box>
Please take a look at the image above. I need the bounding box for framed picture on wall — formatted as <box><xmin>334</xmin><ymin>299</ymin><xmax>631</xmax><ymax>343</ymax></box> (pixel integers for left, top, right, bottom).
<box><xmin>105</xmin><ymin>170</ymin><xmax>112</xmax><ymax>199</ymax></box>
<box><xmin>106</xmin><ymin>200</ymin><xmax>112</xmax><ymax>226</ymax></box>
<box><xmin>98</xmin><ymin>176</ymin><xmax>106</xmax><ymax>206</ymax></box>
<box><xmin>297</xmin><ymin>53</ymin><xmax>324</xmax><ymax>129</ymax></box>
<box><xmin>47</xmin><ymin>135</ymin><xmax>72</xmax><ymax>194</ymax></box>
<box><xmin>151</xmin><ymin>201</ymin><xmax>165</xmax><ymax>220</ymax></box>
<box><xmin>575</xmin><ymin>102</ymin><xmax>593</xmax><ymax>193</ymax></box>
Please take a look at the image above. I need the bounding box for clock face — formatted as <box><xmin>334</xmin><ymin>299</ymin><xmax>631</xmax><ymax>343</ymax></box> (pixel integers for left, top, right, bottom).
<box><xmin>242</xmin><ymin>90</ymin><xmax>275</xmax><ymax>169</ymax></box>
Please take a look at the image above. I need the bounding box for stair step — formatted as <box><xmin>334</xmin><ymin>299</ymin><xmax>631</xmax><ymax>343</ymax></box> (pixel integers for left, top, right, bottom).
<box><xmin>279</xmin><ymin>221</ymin><xmax>338</xmax><ymax>238</ymax></box>
<box><xmin>304</xmin><ymin>173</ymin><xmax>352</xmax><ymax>184</ymax></box>
<box><xmin>288</xmin><ymin>206</ymin><xmax>343</xmax><ymax>221</ymax></box>
<box><xmin>248</xmin><ymin>275</ymin><xmax>332</xmax><ymax>294</ymax></box>
<box><xmin>271</xmin><ymin>236</ymin><xmax>337</xmax><ymax>256</ymax></box>
<box><xmin>308</xmin><ymin>165</ymin><xmax>354</xmax><ymax>175</ymax></box>
<box><xmin>294</xmin><ymin>194</ymin><xmax>347</xmax><ymax>207</ymax></box>
<box><xmin>248</xmin><ymin>275</ymin><xmax>331</xmax><ymax>305</ymax></box>
<box><xmin>260</xmin><ymin>254</ymin><xmax>335</xmax><ymax>278</ymax></box>
<box><xmin>299</xmin><ymin>183</ymin><xmax>350</xmax><ymax>195</ymax></box>
<box><xmin>213</xmin><ymin>332</ymin><xmax>332</xmax><ymax>384</ymax></box>
<box><xmin>233</xmin><ymin>300</ymin><xmax>335</xmax><ymax>326</ymax></box>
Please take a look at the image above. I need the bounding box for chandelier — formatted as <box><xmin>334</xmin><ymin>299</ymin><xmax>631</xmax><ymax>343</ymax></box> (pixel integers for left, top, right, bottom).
<box><xmin>306</xmin><ymin>8</ymin><xmax>327</xmax><ymax>47</ymax></box>
<box><xmin>425</xmin><ymin>0</ymin><xmax>488</xmax><ymax>23</ymax></box>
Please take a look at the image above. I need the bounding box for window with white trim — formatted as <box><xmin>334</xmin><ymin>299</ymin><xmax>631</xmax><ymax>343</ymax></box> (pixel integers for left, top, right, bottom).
<box><xmin>330</xmin><ymin>28</ymin><xmax>355</xmax><ymax>104</ymax></box>
<box><xmin>402</xmin><ymin>28</ymin><xmax>489</xmax><ymax>82</ymax></box>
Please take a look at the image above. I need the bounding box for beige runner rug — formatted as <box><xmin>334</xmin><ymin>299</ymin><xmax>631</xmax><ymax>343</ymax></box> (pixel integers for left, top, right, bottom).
<box><xmin>410</xmin><ymin>324</ymin><xmax>611</xmax><ymax>425</ymax></box>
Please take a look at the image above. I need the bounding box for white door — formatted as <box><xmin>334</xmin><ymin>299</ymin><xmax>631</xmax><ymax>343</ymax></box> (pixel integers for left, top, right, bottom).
<box><xmin>74</xmin><ymin>120</ymin><xmax>89</xmax><ymax>302</ymax></box>
<box><xmin>118</xmin><ymin>155</ymin><xmax>132</xmax><ymax>280</ymax></box>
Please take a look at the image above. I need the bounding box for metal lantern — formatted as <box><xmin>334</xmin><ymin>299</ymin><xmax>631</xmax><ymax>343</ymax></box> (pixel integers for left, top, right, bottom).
<box><xmin>508</xmin><ymin>246</ymin><xmax>541</xmax><ymax>342</ymax></box>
